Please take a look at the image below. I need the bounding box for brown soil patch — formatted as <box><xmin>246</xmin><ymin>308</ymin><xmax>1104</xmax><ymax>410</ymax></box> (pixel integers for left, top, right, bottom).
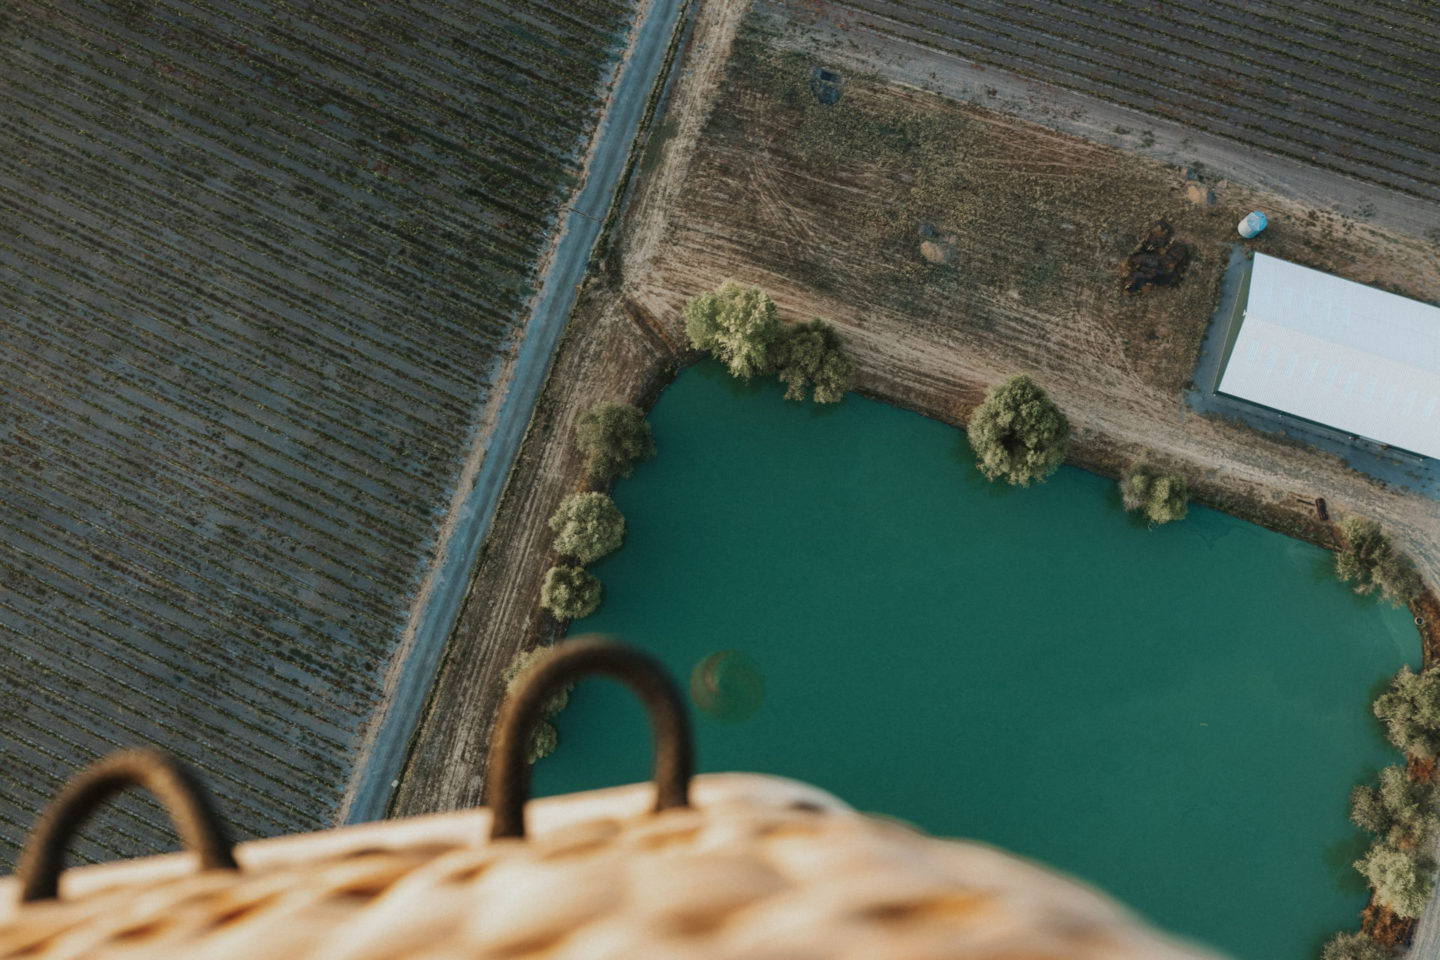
<box><xmin>1414</xmin><ymin>591</ymin><xmax>1440</xmax><ymax>670</ymax></box>
<box><xmin>1120</xmin><ymin>220</ymin><xmax>1191</xmax><ymax>295</ymax></box>
<box><xmin>1364</xmin><ymin>900</ymin><xmax>1416</xmax><ymax>949</ymax></box>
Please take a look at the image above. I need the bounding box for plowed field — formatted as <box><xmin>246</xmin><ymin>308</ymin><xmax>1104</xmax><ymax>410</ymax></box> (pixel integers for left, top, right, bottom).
<box><xmin>0</xmin><ymin>0</ymin><xmax>633</xmax><ymax>865</ymax></box>
<box><xmin>781</xmin><ymin>0</ymin><xmax>1440</xmax><ymax>203</ymax></box>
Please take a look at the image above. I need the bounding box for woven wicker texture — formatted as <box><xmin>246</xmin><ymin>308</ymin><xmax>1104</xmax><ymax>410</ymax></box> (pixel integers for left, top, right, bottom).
<box><xmin>0</xmin><ymin>774</ymin><xmax>1223</xmax><ymax>960</ymax></box>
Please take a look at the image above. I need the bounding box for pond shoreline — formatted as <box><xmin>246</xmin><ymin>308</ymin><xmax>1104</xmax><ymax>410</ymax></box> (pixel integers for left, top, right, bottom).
<box><xmin>389</xmin><ymin>278</ymin><xmax>1437</xmax><ymax>819</ymax></box>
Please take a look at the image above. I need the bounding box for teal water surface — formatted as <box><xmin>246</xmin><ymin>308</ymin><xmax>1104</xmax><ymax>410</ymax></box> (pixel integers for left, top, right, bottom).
<box><xmin>533</xmin><ymin>362</ymin><xmax>1417</xmax><ymax>960</ymax></box>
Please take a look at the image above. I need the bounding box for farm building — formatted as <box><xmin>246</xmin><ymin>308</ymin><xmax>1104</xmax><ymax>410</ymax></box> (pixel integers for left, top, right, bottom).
<box><xmin>1217</xmin><ymin>253</ymin><xmax>1440</xmax><ymax>461</ymax></box>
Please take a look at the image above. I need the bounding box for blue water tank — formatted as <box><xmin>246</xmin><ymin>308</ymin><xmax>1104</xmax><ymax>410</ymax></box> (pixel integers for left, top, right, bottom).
<box><xmin>1238</xmin><ymin>211</ymin><xmax>1268</xmax><ymax>238</ymax></box>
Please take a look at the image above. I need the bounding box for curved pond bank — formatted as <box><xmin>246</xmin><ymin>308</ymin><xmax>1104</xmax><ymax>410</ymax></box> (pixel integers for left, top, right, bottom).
<box><xmin>533</xmin><ymin>361</ymin><xmax>1418</xmax><ymax>960</ymax></box>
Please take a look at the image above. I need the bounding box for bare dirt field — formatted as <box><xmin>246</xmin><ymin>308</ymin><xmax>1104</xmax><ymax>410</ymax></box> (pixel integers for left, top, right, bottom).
<box><xmin>394</xmin><ymin>0</ymin><xmax>1440</xmax><ymax>836</ymax></box>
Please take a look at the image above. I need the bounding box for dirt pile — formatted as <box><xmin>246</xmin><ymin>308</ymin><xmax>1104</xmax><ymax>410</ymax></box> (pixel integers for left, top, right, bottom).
<box><xmin>1121</xmin><ymin>219</ymin><xmax>1191</xmax><ymax>294</ymax></box>
<box><xmin>919</xmin><ymin>239</ymin><xmax>952</xmax><ymax>264</ymax></box>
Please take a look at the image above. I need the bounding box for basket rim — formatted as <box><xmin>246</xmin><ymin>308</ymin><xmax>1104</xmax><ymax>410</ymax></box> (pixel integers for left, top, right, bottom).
<box><xmin>0</xmin><ymin>773</ymin><xmax>848</xmax><ymax>910</ymax></box>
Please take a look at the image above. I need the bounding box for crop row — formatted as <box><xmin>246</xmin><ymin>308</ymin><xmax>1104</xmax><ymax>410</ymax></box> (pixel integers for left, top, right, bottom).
<box><xmin>0</xmin><ymin>0</ymin><xmax>637</xmax><ymax>866</ymax></box>
<box><xmin>819</xmin><ymin>0</ymin><xmax>1440</xmax><ymax>202</ymax></box>
<box><xmin>1022</xmin><ymin>0</ymin><xmax>1440</xmax><ymax>136</ymax></box>
<box><xmin>840</xmin><ymin>0</ymin><xmax>1439</xmax><ymax>170</ymax></box>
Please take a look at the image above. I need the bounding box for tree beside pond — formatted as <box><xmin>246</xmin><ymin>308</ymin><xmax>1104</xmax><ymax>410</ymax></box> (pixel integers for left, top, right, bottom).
<box><xmin>683</xmin><ymin>280</ymin><xmax>781</xmax><ymax>380</ymax></box>
<box><xmin>770</xmin><ymin>319</ymin><xmax>856</xmax><ymax>403</ymax></box>
<box><xmin>1321</xmin><ymin>931</ymin><xmax>1393</xmax><ymax>960</ymax></box>
<box><xmin>1354</xmin><ymin>842</ymin><xmax>1437</xmax><ymax>919</ymax></box>
<box><xmin>1351</xmin><ymin>764</ymin><xmax>1440</xmax><ymax>849</ymax></box>
<box><xmin>548</xmin><ymin>492</ymin><xmax>625</xmax><ymax>564</ymax></box>
<box><xmin>967</xmin><ymin>375</ymin><xmax>1070</xmax><ymax>487</ymax></box>
<box><xmin>1119</xmin><ymin>462</ymin><xmax>1189</xmax><ymax>525</ymax></box>
<box><xmin>1337</xmin><ymin>516</ymin><xmax>1423</xmax><ymax>607</ymax></box>
<box><xmin>575</xmin><ymin>402</ymin><xmax>655</xmax><ymax>483</ymax></box>
<box><xmin>540</xmin><ymin>565</ymin><xmax>602</xmax><ymax>620</ymax></box>
<box><xmin>1374</xmin><ymin>666</ymin><xmax>1440</xmax><ymax>759</ymax></box>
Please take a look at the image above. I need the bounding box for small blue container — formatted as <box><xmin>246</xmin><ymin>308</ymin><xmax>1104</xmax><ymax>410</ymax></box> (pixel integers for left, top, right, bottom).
<box><xmin>1237</xmin><ymin>211</ymin><xmax>1268</xmax><ymax>238</ymax></box>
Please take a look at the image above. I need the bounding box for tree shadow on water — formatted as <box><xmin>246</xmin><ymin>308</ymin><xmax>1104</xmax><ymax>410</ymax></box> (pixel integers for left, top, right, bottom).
<box><xmin>1322</xmin><ymin>828</ymin><xmax>1372</xmax><ymax>896</ymax></box>
<box><xmin>1101</xmin><ymin>480</ymin><xmax>1155</xmax><ymax>531</ymax></box>
<box><xmin>806</xmin><ymin>399</ymin><xmax>843</xmax><ymax>419</ymax></box>
<box><xmin>692</xmin><ymin>359</ymin><xmax>771</xmax><ymax>398</ymax></box>
<box><xmin>949</xmin><ymin>434</ymin><xmax>1019</xmax><ymax>501</ymax></box>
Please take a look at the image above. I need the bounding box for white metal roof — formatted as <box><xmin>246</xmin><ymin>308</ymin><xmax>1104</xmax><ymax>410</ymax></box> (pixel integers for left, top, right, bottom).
<box><xmin>1217</xmin><ymin>253</ymin><xmax>1440</xmax><ymax>460</ymax></box>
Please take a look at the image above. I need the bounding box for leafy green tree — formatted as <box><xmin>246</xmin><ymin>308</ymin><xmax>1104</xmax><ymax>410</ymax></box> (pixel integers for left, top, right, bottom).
<box><xmin>1119</xmin><ymin>463</ymin><xmax>1189</xmax><ymax>525</ymax></box>
<box><xmin>1374</xmin><ymin>666</ymin><xmax>1440</xmax><ymax>759</ymax></box>
<box><xmin>1351</xmin><ymin>764</ymin><xmax>1440</xmax><ymax>848</ymax></box>
<box><xmin>1352</xmin><ymin>782</ymin><xmax>1393</xmax><ymax>838</ymax></box>
<box><xmin>540</xmin><ymin>565</ymin><xmax>602</xmax><ymax>620</ymax></box>
<box><xmin>1321</xmin><ymin>931</ymin><xmax>1392</xmax><ymax>960</ymax></box>
<box><xmin>1354</xmin><ymin>842</ymin><xmax>1436</xmax><ymax>919</ymax></box>
<box><xmin>1337</xmin><ymin>517</ymin><xmax>1423</xmax><ymax>607</ymax></box>
<box><xmin>548</xmin><ymin>492</ymin><xmax>625</xmax><ymax>564</ymax></box>
<box><xmin>770</xmin><ymin>319</ymin><xmax>856</xmax><ymax>403</ymax></box>
<box><xmin>1146</xmin><ymin>474</ymin><xmax>1189</xmax><ymax>524</ymax></box>
<box><xmin>683</xmin><ymin>281</ymin><xmax>781</xmax><ymax>380</ymax></box>
<box><xmin>503</xmin><ymin>646</ymin><xmax>575</xmax><ymax>764</ymax></box>
<box><xmin>575</xmin><ymin>402</ymin><xmax>656</xmax><ymax>483</ymax></box>
<box><xmin>967</xmin><ymin>375</ymin><xmax>1070</xmax><ymax>487</ymax></box>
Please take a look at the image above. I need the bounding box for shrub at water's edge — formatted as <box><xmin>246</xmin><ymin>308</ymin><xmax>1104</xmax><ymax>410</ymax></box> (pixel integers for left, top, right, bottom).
<box><xmin>684</xmin><ymin>282</ymin><xmax>858</xmax><ymax>404</ymax></box>
<box><xmin>541</xmin><ymin>565</ymin><xmax>603</xmax><ymax>621</ymax></box>
<box><xmin>1349</xmin><ymin>765</ymin><xmax>1440</xmax><ymax>850</ymax></box>
<box><xmin>684</xmin><ymin>280</ymin><xmax>780</xmax><ymax>380</ymax></box>
<box><xmin>548</xmin><ymin>492</ymin><xmax>626</xmax><ymax>565</ymax></box>
<box><xmin>1337</xmin><ymin>517</ymin><xmax>1423</xmax><ymax>607</ymax></box>
<box><xmin>967</xmin><ymin>375</ymin><xmax>1070</xmax><ymax>487</ymax></box>
<box><xmin>1374</xmin><ymin>667</ymin><xmax>1440</xmax><ymax>759</ymax></box>
<box><xmin>503</xmin><ymin>645</ymin><xmax>574</xmax><ymax>764</ymax></box>
<box><xmin>505</xmin><ymin>646</ymin><xmax>574</xmax><ymax>717</ymax></box>
<box><xmin>576</xmin><ymin>402</ymin><xmax>656</xmax><ymax>484</ymax></box>
<box><xmin>1354</xmin><ymin>843</ymin><xmax>1436</xmax><ymax>920</ymax></box>
<box><xmin>1327</xmin><ymin>669</ymin><xmax>1440</xmax><ymax>949</ymax></box>
<box><xmin>770</xmin><ymin>319</ymin><xmax>857</xmax><ymax>403</ymax></box>
<box><xmin>1119</xmin><ymin>462</ymin><xmax>1189</xmax><ymax>525</ymax></box>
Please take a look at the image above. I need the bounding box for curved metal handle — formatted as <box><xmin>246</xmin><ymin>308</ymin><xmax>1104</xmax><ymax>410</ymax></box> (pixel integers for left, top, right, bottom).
<box><xmin>16</xmin><ymin>748</ymin><xmax>237</xmax><ymax>901</ymax></box>
<box><xmin>487</xmin><ymin>637</ymin><xmax>693</xmax><ymax>840</ymax></box>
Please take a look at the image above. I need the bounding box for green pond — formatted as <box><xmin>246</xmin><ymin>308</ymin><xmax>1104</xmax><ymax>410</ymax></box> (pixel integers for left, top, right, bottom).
<box><xmin>533</xmin><ymin>362</ymin><xmax>1418</xmax><ymax>960</ymax></box>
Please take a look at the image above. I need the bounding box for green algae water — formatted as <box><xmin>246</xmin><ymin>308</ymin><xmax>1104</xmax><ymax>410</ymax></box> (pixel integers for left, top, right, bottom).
<box><xmin>533</xmin><ymin>362</ymin><xmax>1417</xmax><ymax>960</ymax></box>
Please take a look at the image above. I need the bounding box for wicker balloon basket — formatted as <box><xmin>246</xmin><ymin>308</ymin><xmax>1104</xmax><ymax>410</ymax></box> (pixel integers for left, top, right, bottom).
<box><xmin>0</xmin><ymin>640</ymin><xmax>1222</xmax><ymax>959</ymax></box>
